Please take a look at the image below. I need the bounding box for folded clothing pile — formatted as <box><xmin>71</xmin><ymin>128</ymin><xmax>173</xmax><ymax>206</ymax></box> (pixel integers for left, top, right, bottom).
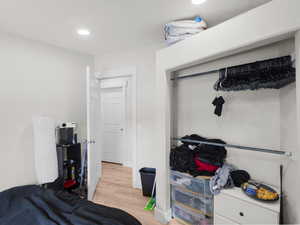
<box><xmin>164</xmin><ymin>16</ymin><xmax>207</xmax><ymax>46</ymax></box>
<box><xmin>194</xmin><ymin>138</ymin><xmax>227</xmax><ymax>166</ymax></box>
<box><xmin>190</xmin><ymin>136</ymin><xmax>227</xmax><ymax>177</ymax></box>
<box><xmin>209</xmin><ymin>165</ymin><xmax>251</xmax><ymax>195</ymax></box>
<box><xmin>170</xmin><ymin>144</ymin><xmax>194</xmax><ymax>173</ymax></box>
<box><xmin>170</xmin><ymin>134</ymin><xmax>227</xmax><ymax>177</ymax></box>
<box><xmin>209</xmin><ymin>164</ymin><xmax>236</xmax><ymax>195</ymax></box>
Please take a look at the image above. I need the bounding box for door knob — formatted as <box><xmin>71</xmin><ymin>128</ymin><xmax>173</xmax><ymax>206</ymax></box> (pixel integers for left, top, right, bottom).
<box><xmin>120</xmin><ymin>128</ymin><xmax>124</xmax><ymax>131</ymax></box>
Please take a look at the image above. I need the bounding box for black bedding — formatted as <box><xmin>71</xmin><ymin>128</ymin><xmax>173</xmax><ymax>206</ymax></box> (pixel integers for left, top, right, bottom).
<box><xmin>0</xmin><ymin>185</ymin><xmax>142</xmax><ymax>225</ymax></box>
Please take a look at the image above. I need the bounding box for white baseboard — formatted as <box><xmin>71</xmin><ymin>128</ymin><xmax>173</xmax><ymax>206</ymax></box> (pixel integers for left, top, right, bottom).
<box><xmin>133</xmin><ymin>177</ymin><xmax>142</xmax><ymax>189</ymax></box>
<box><xmin>154</xmin><ymin>207</ymin><xmax>172</xmax><ymax>224</ymax></box>
<box><xmin>123</xmin><ymin>161</ymin><xmax>133</xmax><ymax>168</ymax></box>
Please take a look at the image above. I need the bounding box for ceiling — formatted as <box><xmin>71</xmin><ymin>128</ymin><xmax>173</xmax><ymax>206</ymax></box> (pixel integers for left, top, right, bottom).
<box><xmin>0</xmin><ymin>0</ymin><xmax>272</xmax><ymax>55</ymax></box>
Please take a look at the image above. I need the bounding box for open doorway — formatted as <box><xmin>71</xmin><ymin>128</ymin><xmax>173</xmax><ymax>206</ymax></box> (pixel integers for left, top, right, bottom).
<box><xmin>100</xmin><ymin>85</ymin><xmax>127</xmax><ymax>165</ymax></box>
<box><xmin>96</xmin><ymin>68</ymin><xmax>137</xmax><ymax>188</ymax></box>
<box><xmin>91</xmin><ymin>70</ymin><xmax>166</xmax><ymax>225</ymax></box>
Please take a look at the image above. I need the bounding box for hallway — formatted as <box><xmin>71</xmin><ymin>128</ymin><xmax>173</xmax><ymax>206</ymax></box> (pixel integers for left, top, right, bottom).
<box><xmin>92</xmin><ymin>162</ymin><xmax>164</xmax><ymax>225</ymax></box>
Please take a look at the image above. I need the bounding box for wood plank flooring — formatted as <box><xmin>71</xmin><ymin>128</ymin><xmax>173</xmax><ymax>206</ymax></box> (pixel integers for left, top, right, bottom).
<box><xmin>93</xmin><ymin>162</ymin><xmax>180</xmax><ymax>225</ymax></box>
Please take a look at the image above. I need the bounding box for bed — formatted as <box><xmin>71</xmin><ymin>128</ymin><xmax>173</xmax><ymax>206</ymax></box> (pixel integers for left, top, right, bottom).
<box><xmin>0</xmin><ymin>185</ymin><xmax>142</xmax><ymax>225</ymax></box>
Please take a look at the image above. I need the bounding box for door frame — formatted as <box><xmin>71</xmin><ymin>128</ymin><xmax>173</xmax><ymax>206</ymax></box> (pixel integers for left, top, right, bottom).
<box><xmin>95</xmin><ymin>67</ymin><xmax>138</xmax><ymax>188</ymax></box>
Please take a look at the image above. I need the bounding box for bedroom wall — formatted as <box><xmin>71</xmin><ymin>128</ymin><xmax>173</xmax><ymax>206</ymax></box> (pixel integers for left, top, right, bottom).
<box><xmin>95</xmin><ymin>43</ymin><xmax>164</xmax><ymax>187</ymax></box>
<box><xmin>175</xmin><ymin>39</ymin><xmax>297</xmax><ymax>223</ymax></box>
<box><xmin>0</xmin><ymin>32</ymin><xmax>94</xmax><ymax>191</ymax></box>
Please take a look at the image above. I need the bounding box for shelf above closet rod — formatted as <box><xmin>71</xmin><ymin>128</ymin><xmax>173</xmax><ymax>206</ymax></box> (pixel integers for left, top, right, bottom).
<box><xmin>172</xmin><ymin>138</ymin><xmax>292</xmax><ymax>157</ymax></box>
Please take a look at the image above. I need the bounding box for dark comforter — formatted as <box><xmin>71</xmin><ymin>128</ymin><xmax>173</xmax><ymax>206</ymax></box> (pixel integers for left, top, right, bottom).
<box><xmin>0</xmin><ymin>185</ymin><xmax>142</xmax><ymax>225</ymax></box>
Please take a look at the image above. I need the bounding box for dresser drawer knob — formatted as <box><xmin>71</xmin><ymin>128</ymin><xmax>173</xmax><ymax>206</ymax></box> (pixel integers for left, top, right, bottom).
<box><xmin>239</xmin><ymin>212</ymin><xmax>244</xmax><ymax>217</ymax></box>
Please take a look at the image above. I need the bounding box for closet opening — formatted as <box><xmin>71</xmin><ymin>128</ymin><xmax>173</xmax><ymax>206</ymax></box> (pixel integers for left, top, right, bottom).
<box><xmin>168</xmin><ymin>38</ymin><xmax>297</xmax><ymax>224</ymax></box>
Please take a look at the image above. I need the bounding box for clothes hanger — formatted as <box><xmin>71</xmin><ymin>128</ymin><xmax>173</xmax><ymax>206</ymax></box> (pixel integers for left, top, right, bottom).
<box><xmin>219</xmin><ymin>67</ymin><xmax>228</xmax><ymax>89</ymax></box>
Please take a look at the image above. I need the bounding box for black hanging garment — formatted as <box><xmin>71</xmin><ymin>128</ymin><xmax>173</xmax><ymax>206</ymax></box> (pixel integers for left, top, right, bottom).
<box><xmin>213</xmin><ymin>56</ymin><xmax>295</xmax><ymax>91</ymax></box>
<box><xmin>212</xmin><ymin>96</ymin><xmax>225</xmax><ymax>117</ymax></box>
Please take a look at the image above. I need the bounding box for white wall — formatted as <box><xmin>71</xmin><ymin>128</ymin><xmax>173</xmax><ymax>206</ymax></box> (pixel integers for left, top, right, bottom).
<box><xmin>0</xmin><ymin>32</ymin><xmax>94</xmax><ymax>191</ymax></box>
<box><xmin>280</xmin><ymin>82</ymin><xmax>297</xmax><ymax>223</ymax></box>
<box><xmin>175</xmin><ymin>39</ymin><xmax>297</xmax><ymax>223</ymax></box>
<box><xmin>95</xmin><ymin>44</ymin><xmax>164</xmax><ymax>187</ymax></box>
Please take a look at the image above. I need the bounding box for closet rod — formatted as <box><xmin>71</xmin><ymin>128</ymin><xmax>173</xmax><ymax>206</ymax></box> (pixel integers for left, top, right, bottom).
<box><xmin>172</xmin><ymin>138</ymin><xmax>292</xmax><ymax>157</ymax></box>
<box><xmin>172</xmin><ymin>69</ymin><xmax>219</xmax><ymax>80</ymax></box>
<box><xmin>172</xmin><ymin>54</ymin><xmax>296</xmax><ymax>81</ymax></box>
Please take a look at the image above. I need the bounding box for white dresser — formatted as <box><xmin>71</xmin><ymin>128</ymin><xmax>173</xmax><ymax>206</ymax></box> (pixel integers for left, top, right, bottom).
<box><xmin>214</xmin><ymin>188</ymin><xmax>280</xmax><ymax>225</ymax></box>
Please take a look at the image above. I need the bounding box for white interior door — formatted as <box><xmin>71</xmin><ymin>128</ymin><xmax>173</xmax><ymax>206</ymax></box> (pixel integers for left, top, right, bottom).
<box><xmin>87</xmin><ymin>66</ymin><xmax>102</xmax><ymax>200</ymax></box>
<box><xmin>101</xmin><ymin>86</ymin><xmax>125</xmax><ymax>164</ymax></box>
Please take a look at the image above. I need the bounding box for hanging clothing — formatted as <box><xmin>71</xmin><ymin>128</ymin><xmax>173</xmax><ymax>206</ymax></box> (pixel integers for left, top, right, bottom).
<box><xmin>214</xmin><ymin>56</ymin><xmax>295</xmax><ymax>91</ymax></box>
<box><xmin>212</xmin><ymin>96</ymin><xmax>225</xmax><ymax>117</ymax></box>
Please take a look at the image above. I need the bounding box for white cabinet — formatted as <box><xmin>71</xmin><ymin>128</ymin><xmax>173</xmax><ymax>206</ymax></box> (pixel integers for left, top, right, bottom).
<box><xmin>214</xmin><ymin>214</ymin><xmax>239</xmax><ymax>225</ymax></box>
<box><xmin>214</xmin><ymin>188</ymin><xmax>280</xmax><ymax>225</ymax></box>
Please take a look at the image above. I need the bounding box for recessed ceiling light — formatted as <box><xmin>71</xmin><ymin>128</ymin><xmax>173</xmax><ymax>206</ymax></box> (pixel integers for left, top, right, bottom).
<box><xmin>77</xmin><ymin>29</ymin><xmax>91</xmax><ymax>36</ymax></box>
<box><xmin>192</xmin><ymin>0</ymin><xmax>206</xmax><ymax>5</ymax></box>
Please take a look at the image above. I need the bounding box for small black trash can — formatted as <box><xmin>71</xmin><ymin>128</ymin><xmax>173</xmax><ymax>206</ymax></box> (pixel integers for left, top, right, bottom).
<box><xmin>139</xmin><ymin>167</ymin><xmax>156</xmax><ymax>197</ymax></box>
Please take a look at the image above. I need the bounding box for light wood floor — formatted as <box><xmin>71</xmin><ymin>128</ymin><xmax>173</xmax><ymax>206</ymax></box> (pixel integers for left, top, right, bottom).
<box><xmin>93</xmin><ymin>162</ymin><xmax>179</xmax><ymax>225</ymax></box>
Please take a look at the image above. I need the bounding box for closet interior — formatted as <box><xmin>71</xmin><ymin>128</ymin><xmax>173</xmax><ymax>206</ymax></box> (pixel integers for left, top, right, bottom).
<box><xmin>169</xmin><ymin>38</ymin><xmax>296</xmax><ymax>224</ymax></box>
